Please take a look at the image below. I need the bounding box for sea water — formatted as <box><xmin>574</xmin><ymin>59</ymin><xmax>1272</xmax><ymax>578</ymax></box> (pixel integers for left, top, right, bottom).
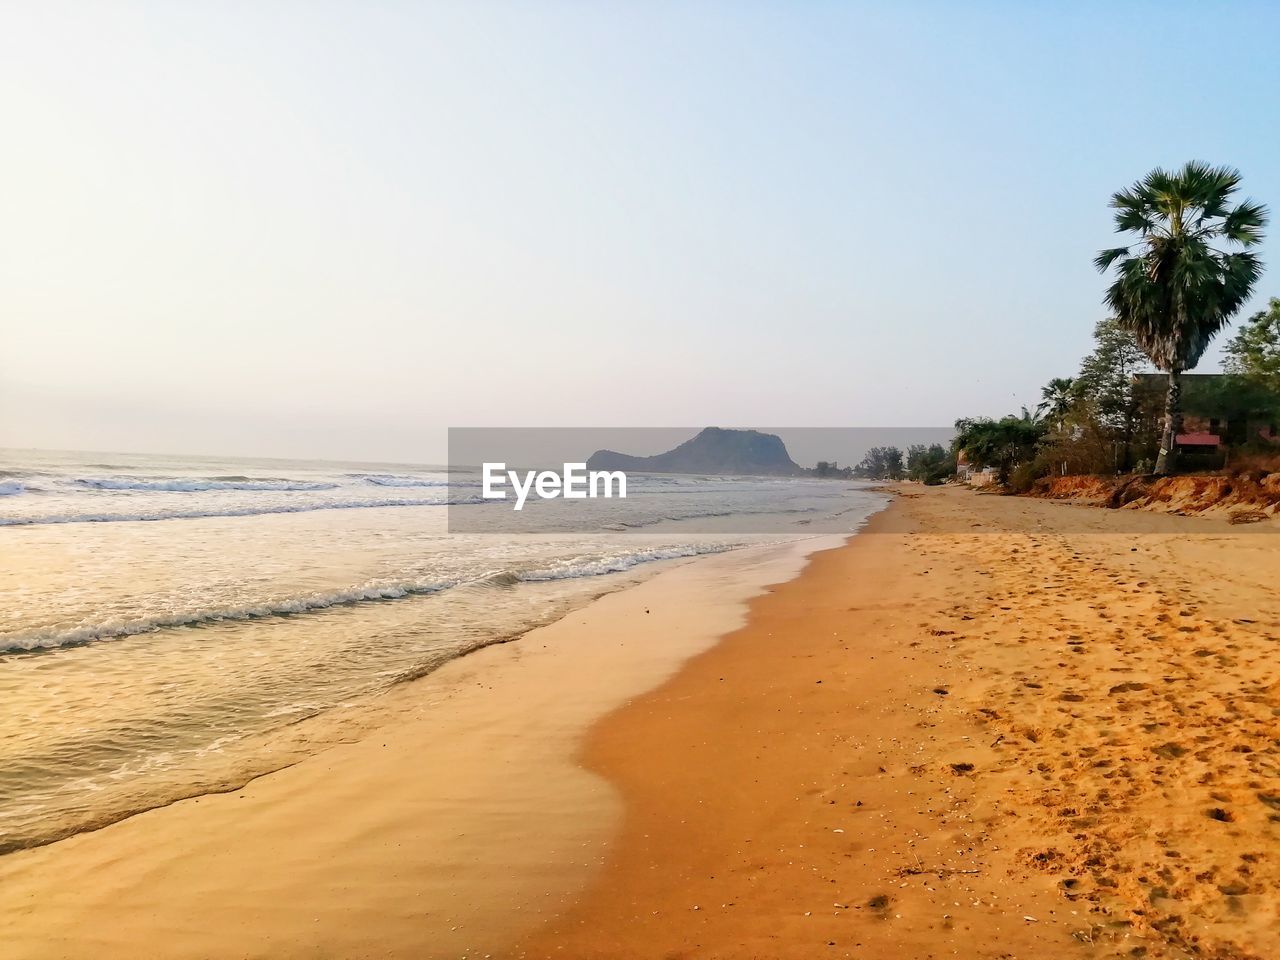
<box><xmin>0</xmin><ymin>448</ymin><xmax>885</xmax><ymax>852</ymax></box>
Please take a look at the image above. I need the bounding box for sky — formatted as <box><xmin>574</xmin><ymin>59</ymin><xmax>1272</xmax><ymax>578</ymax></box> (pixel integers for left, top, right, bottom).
<box><xmin>2</xmin><ymin>0</ymin><xmax>1278</xmax><ymax>462</ymax></box>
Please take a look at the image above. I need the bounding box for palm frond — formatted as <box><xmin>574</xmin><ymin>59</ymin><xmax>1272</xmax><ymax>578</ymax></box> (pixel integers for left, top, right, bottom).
<box><xmin>1218</xmin><ymin>251</ymin><xmax>1264</xmax><ymax>317</ymax></box>
<box><xmin>1109</xmin><ymin>182</ymin><xmax>1155</xmax><ymax>214</ymax></box>
<box><xmin>1220</xmin><ymin>200</ymin><xmax>1269</xmax><ymax>245</ymax></box>
<box><xmin>1142</xmin><ymin>167</ymin><xmax>1176</xmax><ymax>203</ymax></box>
<box><xmin>1114</xmin><ymin>207</ymin><xmax>1157</xmax><ymax>233</ymax></box>
<box><xmin>1178</xmin><ymin>160</ymin><xmax>1239</xmax><ymax>207</ymax></box>
<box><xmin>1094</xmin><ymin>246</ymin><xmax>1130</xmax><ymax>271</ymax></box>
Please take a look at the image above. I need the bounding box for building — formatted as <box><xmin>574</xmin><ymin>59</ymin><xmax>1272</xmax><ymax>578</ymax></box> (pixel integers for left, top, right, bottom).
<box><xmin>955</xmin><ymin>449</ymin><xmax>997</xmax><ymax>486</ymax></box>
<box><xmin>1133</xmin><ymin>374</ymin><xmax>1279</xmax><ymax>463</ymax></box>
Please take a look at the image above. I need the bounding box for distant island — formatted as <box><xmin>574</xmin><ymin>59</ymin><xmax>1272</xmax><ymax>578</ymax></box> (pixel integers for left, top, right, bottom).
<box><xmin>587</xmin><ymin>427</ymin><xmax>804</xmax><ymax>477</ymax></box>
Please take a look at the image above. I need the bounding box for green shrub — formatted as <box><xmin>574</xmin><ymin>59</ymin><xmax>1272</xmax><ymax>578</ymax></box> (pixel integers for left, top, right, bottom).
<box><xmin>1008</xmin><ymin>460</ymin><xmax>1049</xmax><ymax>493</ymax></box>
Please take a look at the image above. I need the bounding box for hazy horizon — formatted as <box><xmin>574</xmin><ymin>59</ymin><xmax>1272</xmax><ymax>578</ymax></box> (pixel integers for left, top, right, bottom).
<box><xmin>1</xmin><ymin>424</ymin><xmax>956</xmax><ymax>474</ymax></box>
<box><xmin>4</xmin><ymin>1</ymin><xmax>1278</xmax><ymax>462</ymax></box>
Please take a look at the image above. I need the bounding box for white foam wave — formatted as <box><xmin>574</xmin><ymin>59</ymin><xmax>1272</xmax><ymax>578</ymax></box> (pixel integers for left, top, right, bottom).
<box><xmin>0</xmin><ymin>496</ymin><xmax>483</xmax><ymax>527</ymax></box>
<box><xmin>357</xmin><ymin>474</ymin><xmax>450</xmax><ymax>488</ymax></box>
<box><xmin>1</xmin><ymin>543</ymin><xmax>731</xmax><ymax>652</ymax></box>
<box><xmin>611</xmin><ymin>505</ymin><xmax>821</xmax><ymax>529</ymax></box>
<box><xmin>2</xmin><ymin>579</ymin><xmax>456</xmax><ymax>652</ymax></box>
<box><xmin>519</xmin><ymin>543</ymin><xmax>729</xmax><ymax>580</ymax></box>
<box><xmin>0</xmin><ymin>481</ymin><xmax>24</xmax><ymax>496</ymax></box>
<box><xmin>72</xmin><ymin>477</ymin><xmax>338</xmax><ymax>492</ymax></box>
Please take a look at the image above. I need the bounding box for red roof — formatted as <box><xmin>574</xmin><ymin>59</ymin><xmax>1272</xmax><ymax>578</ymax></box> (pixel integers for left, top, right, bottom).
<box><xmin>1175</xmin><ymin>432</ymin><xmax>1221</xmax><ymax>447</ymax></box>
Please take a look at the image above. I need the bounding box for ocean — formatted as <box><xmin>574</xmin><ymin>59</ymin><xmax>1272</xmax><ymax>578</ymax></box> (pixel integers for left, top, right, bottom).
<box><xmin>0</xmin><ymin>448</ymin><xmax>886</xmax><ymax>853</ymax></box>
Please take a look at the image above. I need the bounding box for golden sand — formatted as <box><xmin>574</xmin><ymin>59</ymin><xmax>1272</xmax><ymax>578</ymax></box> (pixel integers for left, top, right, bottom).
<box><xmin>520</xmin><ymin>487</ymin><xmax>1280</xmax><ymax>959</ymax></box>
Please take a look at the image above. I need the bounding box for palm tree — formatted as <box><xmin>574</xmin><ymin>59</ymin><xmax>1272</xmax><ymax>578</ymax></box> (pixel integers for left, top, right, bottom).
<box><xmin>1037</xmin><ymin>377</ymin><xmax>1076</xmax><ymax>428</ymax></box>
<box><xmin>1095</xmin><ymin>161</ymin><xmax>1267</xmax><ymax>474</ymax></box>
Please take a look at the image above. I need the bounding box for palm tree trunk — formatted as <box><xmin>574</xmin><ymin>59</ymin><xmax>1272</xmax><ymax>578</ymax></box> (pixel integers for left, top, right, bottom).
<box><xmin>1122</xmin><ymin>396</ymin><xmax>1138</xmax><ymax>472</ymax></box>
<box><xmin>1153</xmin><ymin>369</ymin><xmax>1183</xmax><ymax>475</ymax></box>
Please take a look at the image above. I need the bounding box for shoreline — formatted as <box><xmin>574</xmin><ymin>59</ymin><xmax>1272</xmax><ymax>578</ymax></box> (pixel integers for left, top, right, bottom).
<box><xmin>0</xmin><ymin>542</ymin><xmax>732</xmax><ymax>857</ymax></box>
<box><xmin>0</xmin><ymin>529</ymin><xmax>856</xmax><ymax>960</ymax></box>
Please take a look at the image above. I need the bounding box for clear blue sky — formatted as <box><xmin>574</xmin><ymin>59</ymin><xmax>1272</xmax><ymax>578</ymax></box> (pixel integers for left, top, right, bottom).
<box><xmin>3</xmin><ymin>1</ymin><xmax>1277</xmax><ymax>460</ymax></box>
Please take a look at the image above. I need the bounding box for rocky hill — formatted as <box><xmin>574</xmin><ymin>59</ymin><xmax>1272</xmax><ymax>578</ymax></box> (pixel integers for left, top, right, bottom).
<box><xmin>587</xmin><ymin>427</ymin><xmax>802</xmax><ymax>476</ymax></box>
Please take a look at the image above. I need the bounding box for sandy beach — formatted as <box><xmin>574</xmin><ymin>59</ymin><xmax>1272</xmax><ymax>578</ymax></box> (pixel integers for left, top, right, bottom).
<box><xmin>522</xmin><ymin>487</ymin><xmax>1280</xmax><ymax>960</ymax></box>
<box><xmin>4</xmin><ymin>486</ymin><xmax>1279</xmax><ymax>960</ymax></box>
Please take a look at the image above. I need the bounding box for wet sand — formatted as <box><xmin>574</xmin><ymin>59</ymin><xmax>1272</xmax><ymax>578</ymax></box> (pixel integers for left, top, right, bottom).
<box><xmin>5</xmin><ymin>486</ymin><xmax>1280</xmax><ymax>960</ymax></box>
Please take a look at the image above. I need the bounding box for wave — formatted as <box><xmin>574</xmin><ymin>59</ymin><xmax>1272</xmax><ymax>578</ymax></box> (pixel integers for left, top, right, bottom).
<box><xmin>609</xmin><ymin>504</ymin><xmax>822</xmax><ymax>529</ymax></box>
<box><xmin>0</xmin><ymin>496</ymin><xmax>484</xmax><ymax>527</ymax></box>
<box><xmin>2</xmin><ymin>543</ymin><xmax>730</xmax><ymax>653</ymax></box>
<box><xmin>356</xmin><ymin>474</ymin><xmax>450</xmax><ymax>488</ymax></box>
<box><xmin>72</xmin><ymin>476</ymin><xmax>339</xmax><ymax>492</ymax></box>
<box><xmin>0</xmin><ymin>481</ymin><xmax>24</xmax><ymax>496</ymax></box>
<box><xmin>2</xmin><ymin>579</ymin><xmax>454</xmax><ymax>652</ymax></box>
<box><xmin>519</xmin><ymin>543</ymin><xmax>729</xmax><ymax>580</ymax></box>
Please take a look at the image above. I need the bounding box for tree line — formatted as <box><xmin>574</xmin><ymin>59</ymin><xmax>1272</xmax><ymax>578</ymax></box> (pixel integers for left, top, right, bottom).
<box><xmin>833</xmin><ymin>443</ymin><xmax>955</xmax><ymax>484</ymax></box>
